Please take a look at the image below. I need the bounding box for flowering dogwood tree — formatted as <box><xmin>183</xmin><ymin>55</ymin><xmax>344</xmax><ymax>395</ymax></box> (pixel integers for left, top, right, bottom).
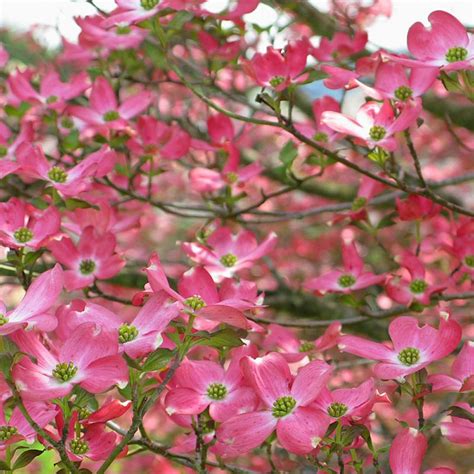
<box><xmin>0</xmin><ymin>1</ymin><xmax>473</xmax><ymax>472</ymax></box>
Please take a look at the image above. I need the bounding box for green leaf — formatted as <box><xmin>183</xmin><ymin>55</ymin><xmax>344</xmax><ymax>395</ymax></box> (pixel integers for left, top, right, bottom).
<box><xmin>0</xmin><ymin>460</ymin><xmax>11</xmax><ymax>470</ymax></box>
<box><xmin>367</xmin><ymin>147</ymin><xmax>389</xmax><ymax>166</ymax></box>
<box><xmin>0</xmin><ymin>352</ymin><xmax>13</xmax><ymax>377</ymax></box>
<box><xmin>64</xmin><ymin>198</ymin><xmax>98</xmax><ymax>211</ymax></box>
<box><xmin>446</xmin><ymin>405</ymin><xmax>474</xmax><ymax>423</ymax></box>
<box><xmin>440</xmin><ymin>71</ymin><xmax>463</xmax><ymax>94</ymax></box>
<box><xmin>301</xmin><ymin>69</ymin><xmax>329</xmax><ymax>84</ymax></box>
<box><xmin>377</xmin><ymin>212</ymin><xmax>397</xmax><ymax>229</ymax></box>
<box><xmin>278</xmin><ymin>140</ymin><xmax>298</xmax><ymax>166</ymax></box>
<box><xmin>62</xmin><ymin>130</ymin><xmax>80</xmax><ymax>152</ymax></box>
<box><xmin>12</xmin><ymin>449</ymin><xmax>44</xmax><ymax>470</ymax></box>
<box><xmin>29</xmin><ymin>197</ymin><xmax>49</xmax><ymax>210</ymax></box>
<box><xmin>142</xmin><ymin>349</ymin><xmax>174</xmax><ymax>373</ymax></box>
<box><xmin>72</xmin><ymin>387</ymin><xmax>99</xmax><ymax>411</ymax></box>
<box><xmin>194</xmin><ymin>328</ymin><xmax>246</xmax><ymax>350</ymax></box>
<box><xmin>23</xmin><ymin>250</ymin><xmax>45</xmax><ymax>267</ymax></box>
<box><xmin>4</xmin><ymin>102</ymin><xmax>31</xmax><ymax>118</ymax></box>
<box><xmin>167</xmin><ymin>11</ymin><xmax>194</xmax><ymax>32</ymax></box>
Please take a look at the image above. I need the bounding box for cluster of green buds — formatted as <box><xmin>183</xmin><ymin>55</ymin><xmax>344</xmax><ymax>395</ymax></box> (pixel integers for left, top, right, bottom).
<box><xmin>220</xmin><ymin>253</ymin><xmax>238</xmax><ymax>268</ymax></box>
<box><xmin>118</xmin><ymin>323</ymin><xmax>139</xmax><ymax>343</ymax></box>
<box><xmin>13</xmin><ymin>227</ymin><xmax>33</xmax><ymax>243</ymax></box>
<box><xmin>0</xmin><ymin>426</ymin><xmax>18</xmax><ymax>441</ymax></box>
<box><xmin>52</xmin><ymin>362</ymin><xmax>78</xmax><ymax>383</ymax></box>
<box><xmin>398</xmin><ymin>347</ymin><xmax>420</xmax><ymax>366</ymax></box>
<box><xmin>70</xmin><ymin>438</ymin><xmax>89</xmax><ymax>455</ymax></box>
<box><xmin>48</xmin><ymin>166</ymin><xmax>68</xmax><ymax>183</ymax></box>
<box><xmin>207</xmin><ymin>383</ymin><xmax>228</xmax><ymax>401</ymax></box>
<box><xmin>272</xmin><ymin>395</ymin><xmax>296</xmax><ymax>418</ymax></box>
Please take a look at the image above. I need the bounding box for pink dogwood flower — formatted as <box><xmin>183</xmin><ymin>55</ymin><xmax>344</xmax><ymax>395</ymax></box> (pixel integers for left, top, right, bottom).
<box><xmin>389</xmin><ymin>428</ymin><xmax>455</xmax><ymax>474</ymax></box>
<box><xmin>0</xmin><ymin>121</ymin><xmax>34</xmax><ymax>179</ymax></box>
<box><xmin>440</xmin><ymin>403</ymin><xmax>474</xmax><ymax>444</ymax></box>
<box><xmin>11</xmin><ymin>323</ymin><xmax>128</xmax><ymax>401</ymax></box>
<box><xmin>49</xmin><ymin>226</ymin><xmax>125</xmax><ymax>291</ymax></box>
<box><xmin>182</xmin><ymin>227</ymin><xmax>277</xmax><ymax>281</ymax></box>
<box><xmin>8</xmin><ymin>69</ymin><xmax>89</xmax><ymax>111</ymax></box>
<box><xmin>55</xmin><ymin>299</ymin><xmax>118</xmax><ymax>340</ymax></box>
<box><xmin>76</xmin><ymin>15</ymin><xmax>147</xmax><ymax>51</ymax></box>
<box><xmin>0</xmin><ymin>198</ymin><xmax>60</xmax><ymax>250</ymax></box>
<box><xmin>127</xmin><ymin>115</ymin><xmax>190</xmax><ymax>160</ymax></box>
<box><xmin>0</xmin><ymin>264</ymin><xmax>63</xmax><ymax>335</ymax></box>
<box><xmin>216</xmin><ymin>353</ymin><xmax>332</xmax><ymax>456</ymax></box>
<box><xmin>311</xmin><ymin>31</ymin><xmax>368</xmax><ymax>62</ymax></box>
<box><xmin>145</xmin><ymin>254</ymin><xmax>252</xmax><ymax>329</ymax></box>
<box><xmin>428</xmin><ymin>342</ymin><xmax>474</xmax><ymax>393</ymax></box>
<box><xmin>321</xmin><ymin>100</ymin><xmax>421</xmax><ymax>151</ymax></box>
<box><xmin>263</xmin><ymin>322</ymin><xmax>341</xmax><ymax>362</ymax></box>
<box><xmin>103</xmin><ymin>0</ymin><xmax>204</xmax><ymax>27</ymax></box>
<box><xmin>296</xmin><ymin>96</ymin><xmax>342</xmax><ymax>143</ymax></box>
<box><xmin>17</xmin><ymin>144</ymin><xmax>116</xmax><ymax>196</ymax></box>
<box><xmin>54</xmin><ymin>411</ymin><xmax>121</xmax><ymax>462</ymax></box>
<box><xmin>355</xmin><ymin>62</ymin><xmax>438</xmax><ymax>102</ymax></box>
<box><xmin>242</xmin><ymin>38</ymin><xmax>310</xmax><ymax>91</ymax></box>
<box><xmin>189</xmin><ymin>162</ymin><xmax>262</xmax><ymax>194</ymax></box>
<box><xmin>339</xmin><ymin>314</ymin><xmax>462</xmax><ymax>380</ymax></box>
<box><xmin>117</xmin><ymin>292</ymin><xmax>180</xmax><ymax>358</ymax></box>
<box><xmin>386</xmin><ymin>253</ymin><xmax>446</xmax><ymax>306</ymax></box>
<box><xmin>389</xmin><ymin>428</ymin><xmax>427</xmax><ymax>474</ymax></box>
<box><xmin>387</xmin><ymin>11</ymin><xmax>474</xmax><ymax>71</ymax></box>
<box><xmin>165</xmin><ymin>358</ymin><xmax>259</xmax><ymax>422</ymax></box>
<box><xmin>396</xmin><ymin>194</ymin><xmax>441</xmax><ymax>221</ymax></box>
<box><xmin>312</xmin><ymin>378</ymin><xmax>381</xmax><ymax>423</ymax></box>
<box><xmin>68</xmin><ymin>76</ymin><xmax>151</xmax><ymax>131</ymax></box>
<box><xmin>321</xmin><ymin>64</ymin><xmax>359</xmax><ymax>90</ymax></box>
<box><xmin>0</xmin><ymin>45</ymin><xmax>9</xmax><ymax>67</ymax></box>
<box><xmin>306</xmin><ymin>241</ymin><xmax>385</xmax><ymax>294</ymax></box>
<box><xmin>0</xmin><ymin>401</ymin><xmax>58</xmax><ymax>447</ymax></box>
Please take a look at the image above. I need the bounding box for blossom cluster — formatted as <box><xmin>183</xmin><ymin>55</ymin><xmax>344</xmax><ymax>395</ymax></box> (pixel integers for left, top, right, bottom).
<box><xmin>0</xmin><ymin>0</ymin><xmax>472</xmax><ymax>472</ymax></box>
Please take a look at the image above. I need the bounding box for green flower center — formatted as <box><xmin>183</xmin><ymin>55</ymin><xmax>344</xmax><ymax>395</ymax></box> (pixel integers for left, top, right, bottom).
<box><xmin>220</xmin><ymin>253</ymin><xmax>238</xmax><ymax>268</ymax></box>
<box><xmin>369</xmin><ymin>125</ymin><xmax>387</xmax><ymax>141</ymax></box>
<box><xmin>52</xmin><ymin>362</ymin><xmax>78</xmax><ymax>383</ymax></box>
<box><xmin>272</xmin><ymin>395</ymin><xmax>296</xmax><ymax>418</ymax></box>
<box><xmin>184</xmin><ymin>295</ymin><xmax>206</xmax><ymax>311</ymax></box>
<box><xmin>269</xmin><ymin>76</ymin><xmax>285</xmax><ymax>88</ymax></box>
<box><xmin>61</xmin><ymin>117</ymin><xmax>74</xmax><ymax>129</ymax></box>
<box><xmin>118</xmin><ymin>323</ymin><xmax>139</xmax><ymax>343</ymax></box>
<box><xmin>445</xmin><ymin>46</ymin><xmax>468</xmax><ymax>63</ymax></box>
<box><xmin>141</xmin><ymin>0</ymin><xmax>159</xmax><ymax>10</ymax></box>
<box><xmin>394</xmin><ymin>85</ymin><xmax>413</xmax><ymax>101</ymax></box>
<box><xmin>338</xmin><ymin>274</ymin><xmax>356</xmax><ymax>288</ymax></box>
<box><xmin>14</xmin><ymin>227</ymin><xmax>33</xmax><ymax>243</ymax></box>
<box><xmin>398</xmin><ymin>347</ymin><xmax>420</xmax><ymax>366</ymax></box>
<box><xmin>48</xmin><ymin>166</ymin><xmax>68</xmax><ymax>183</ymax></box>
<box><xmin>78</xmin><ymin>407</ymin><xmax>91</xmax><ymax>419</ymax></box>
<box><xmin>0</xmin><ymin>314</ymin><xmax>8</xmax><ymax>326</ymax></box>
<box><xmin>409</xmin><ymin>279</ymin><xmax>428</xmax><ymax>294</ymax></box>
<box><xmin>352</xmin><ymin>196</ymin><xmax>367</xmax><ymax>211</ymax></box>
<box><xmin>103</xmin><ymin>110</ymin><xmax>120</xmax><ymax>122</ymax></box>
<box><xmin>116</xmin><ymin>25</ymin><xmax>131</xmax><ymax>35</ymax></box>
<box><xmin>327</xmin><ymin>402</ymin><xmax>348</xmax><ymax>418</ymax></box>
<box><xmin>79</xmin><ymin>259</ymin><xmax>96</xmax><ymax>275</ymax></box>
<box><xmin>0</xmin><ymin>146</ymin><xmax>8</xmax><ymax>157</ymax></box>
<box><xmin>464</xmin><ymin>255</ymin><xmax>474</xmax><ymax>267</ymax></box>
<box><xmin>299</xmin><ymin>341</ymin><xmax>314</xmax><ymax>352</ymax></box>
<box><xmin>0</xmin><ymin>426</ymin><xmax>17</xmax><ymax>441</ymax></box>
<box><xmin>313</xmin><ymin>132</ymin><xmax>328</xmax><ymax>142</ymax></box>
<box><xmin>70</xmin><ymin>438</ymin><xmax>89</xmax><ymax>455</ymax></box>
<box><xmin>46</xmin><ymin>95</ymin><xmax>58</xmax><ymax>104</ymax></box>
<box><xmin>226</xmin><ymin>172</ymin><xmax>238</xmax><ymax>184</ymax></box>
<box><xmin>207</xmin><ymin>382</ymin><xmax>227</xmax><ymax>401</ymax></box>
